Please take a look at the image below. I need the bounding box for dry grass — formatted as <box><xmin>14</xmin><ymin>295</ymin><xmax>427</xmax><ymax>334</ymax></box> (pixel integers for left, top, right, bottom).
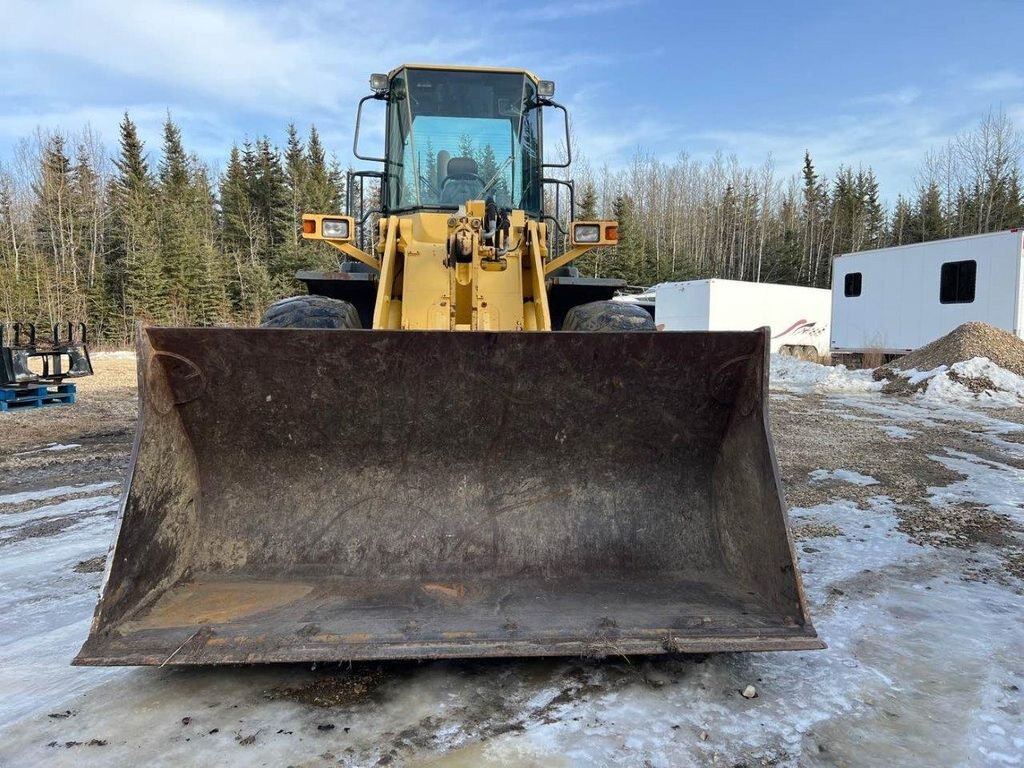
<box><xmin>860</xmin><ymin>350</ymin><xmax>887</xmax><ymax>369</ymax></box>
<box><xmin>0</xmin><ymin>353</ymin><xmax>138</xmax><ymax>453</ymax></box>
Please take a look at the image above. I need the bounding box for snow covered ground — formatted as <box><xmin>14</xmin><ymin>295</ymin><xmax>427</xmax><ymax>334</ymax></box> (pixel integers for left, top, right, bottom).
<box><xmin>1</xmin><ymin>357</ymin><xmax>1023</xmax><ymax>766</ymax></box>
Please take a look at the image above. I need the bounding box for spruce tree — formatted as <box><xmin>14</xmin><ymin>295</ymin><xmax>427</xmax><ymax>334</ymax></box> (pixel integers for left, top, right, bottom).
<box><xmin>607</xmin><ymin>194</ymin><xmax>645</xmax><ymax>283</ymax></box>
<box><xmin>220</xmin><ymin>145</ymin><xmax>253</xmax><ymax>258</ymax></box>
<box><xmin>859</xmin><ymin>169</ymin><xmax>885</xmax><ymax>250</ymax></box>
<box><xmin>253</xmin><ymin>137</ymin><xmax>291</xmax><ymax>283</ymax></box>
<box><xmin>801</xmin><ymin>151</ymin><xmax>820</xmax><ymax>285</ymax></box>
<box><xmin>303</xmin><ymin>126</ymin><xmax>337</xmax><ymax>213</ymax></box>
<box><xmin>108</xmin><ymin>113</ymin><xmax>167</xmax><ymax>334</ymax></box>
<box><xmin>574</xmin><ymin>181</ymin><xmax>600</xmax><ymax>276</ymax></box>
<box><xmin>299</xmin><ymin>126</ymin><xmax>343</xmax><ymax>272</ymax></box>
<box><xmin>158</xmin><ymin>114</ymin><xmax>198</xmax><ymax>323</ymax></box>
<box><xmin>284</xmin><ymin>123</ymin><xmax>307</xmax><ymax>248</ymax></box>
<box><xmin>70</xmin><ymin>142</ymin><xmax>106</xmax><ymax>331</ymax></box>
<box><xmin>191</xmin><ymin>163</ymin><xmax>229</xmax><ymax>325</ymax></box>
<box><xmin>889</xmin><ymin>195</ymin><xmax>913</xmax><ymax>246</ymax></box>
<box><xmin>908</xmin><ymin>182</ymin><xmax>943</xmax><ymax>242</ymax></box>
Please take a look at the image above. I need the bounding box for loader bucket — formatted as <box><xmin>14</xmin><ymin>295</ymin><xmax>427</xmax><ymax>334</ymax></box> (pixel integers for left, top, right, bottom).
<box><xmin>75</xmin><ymin>326</ymin><xmax>822</xmax><ymax>665</ymax></box>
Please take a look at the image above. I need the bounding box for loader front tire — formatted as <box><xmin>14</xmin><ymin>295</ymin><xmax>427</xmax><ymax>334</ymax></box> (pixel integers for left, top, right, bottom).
<box><xmin>562</xmin><ymin>301</ymin><xmax>656</xmax><ymax>332</ymax></box>
<box><xmin>260</xmin><ymin>296</ymin><xmax>362</xmax><ymax>329</ymax></box>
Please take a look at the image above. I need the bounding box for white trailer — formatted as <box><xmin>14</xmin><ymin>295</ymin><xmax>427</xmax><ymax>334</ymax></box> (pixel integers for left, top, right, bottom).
<box><xmin>830</xmin><ymin>230</ymin><xmax>1024</xmax><ymax>356</ymax></box>
<box><xmin>650</xmin><ymin>279</ymin><xmax>832</xmax><ymax>358</ymax></box>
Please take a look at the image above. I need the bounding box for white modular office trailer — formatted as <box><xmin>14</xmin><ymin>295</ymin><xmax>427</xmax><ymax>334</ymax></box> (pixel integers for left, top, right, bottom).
<box><xmin>830</xmin><ymin>230</ymin><xmax>1024</xmax><ymax>355</ymax></box>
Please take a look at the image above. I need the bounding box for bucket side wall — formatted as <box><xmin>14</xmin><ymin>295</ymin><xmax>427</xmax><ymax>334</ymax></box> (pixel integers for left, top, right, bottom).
<box><xmin>88</xmin><ymin>332</ymin><xmax>201</xmax><ymax>633</ymax></box>
<box><xmin>711</xmin><ymin>330</ymin><xmax>809</xmax><ymax>624</ymax></box>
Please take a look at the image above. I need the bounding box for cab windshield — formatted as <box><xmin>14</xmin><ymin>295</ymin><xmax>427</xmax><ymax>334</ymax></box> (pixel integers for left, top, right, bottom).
<box><xmin>385</xmin><ymin>68</ymin><xmax>541</xmax><ymax>214</ymax></box>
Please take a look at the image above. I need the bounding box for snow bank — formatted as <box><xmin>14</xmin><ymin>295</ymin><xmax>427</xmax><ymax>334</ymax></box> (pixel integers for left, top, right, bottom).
<box><xmin>773</xmin><ymin>351</ymin><xmax>1024</xmax><ymax>408</ymax></box>
<box><xmin>897</xmin><ymin>357</ymin><xmax>1024</xmax><ymax>407</ymax></box>
<box><xmin>770</xmin><ymin>354</ymin><xmax>882</xmax><ymax>395</ymax></box>
<box><xmin>90</xmin><ymin>350</ymin><xmax>135</xmax><ymax>360</ymax></box>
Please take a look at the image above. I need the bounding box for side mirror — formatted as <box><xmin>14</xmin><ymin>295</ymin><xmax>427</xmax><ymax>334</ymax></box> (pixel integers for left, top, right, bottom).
<box><xmin>542</xmin><ymin>100</ymin><xmax>571</xmax><ymax>170</ymax></box>
<box><xmin>353</xmin><ymin>94</ymin><xmax>387</xmax><ymax>164</ymax></box>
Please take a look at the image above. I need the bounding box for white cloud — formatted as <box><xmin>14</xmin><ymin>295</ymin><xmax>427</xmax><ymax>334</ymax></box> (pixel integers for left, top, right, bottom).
<box><xmin>969</xmin><ymin>70</ymin><xmax>1024</xmax><ymax>92</ymax></box>
<box><xmin>676</xmin><ymin>104</ymin><xmax>962</xmax><ymax>203</ymax></box>
<box><xmin>0</xmin><ymin>0</ymin><xmax>489</xmax><ymax>116</ymax></box>
<box><xmin>845</xmin><ymin>86</ymin><xmax>921</xmax><ymax>107</ymax></box>
<box><xmin>527</xmin><ymin>0</ymin><xmax>644</xmax><ymax>21</ymax></box>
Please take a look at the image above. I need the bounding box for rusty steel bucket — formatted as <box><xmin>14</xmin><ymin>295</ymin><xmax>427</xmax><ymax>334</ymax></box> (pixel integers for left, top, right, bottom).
<box><xmin>75</xmin><ymin>326</ymin><xmax>821</xmax><ymax>665</ymax></box>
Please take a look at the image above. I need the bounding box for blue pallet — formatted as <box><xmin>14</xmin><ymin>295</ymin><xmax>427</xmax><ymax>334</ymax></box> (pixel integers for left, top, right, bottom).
<box><xmin>0</xmin><ymin>383</ymin><xmax>77</xmax><ymax>412</ymax></box>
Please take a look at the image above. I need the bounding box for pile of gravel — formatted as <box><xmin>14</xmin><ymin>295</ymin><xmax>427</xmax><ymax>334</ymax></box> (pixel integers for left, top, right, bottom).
<box><xmin>874</xmin><ymin>322</ymin><xmax>1024</xmax><ymax>381</ymax></box>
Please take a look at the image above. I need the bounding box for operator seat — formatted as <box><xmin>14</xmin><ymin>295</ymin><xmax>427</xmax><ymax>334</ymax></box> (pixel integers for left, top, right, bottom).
<box><xmin>440</xmin><ymin>157</ymin><xmax>485</xmax><ymax>205</ymax></box>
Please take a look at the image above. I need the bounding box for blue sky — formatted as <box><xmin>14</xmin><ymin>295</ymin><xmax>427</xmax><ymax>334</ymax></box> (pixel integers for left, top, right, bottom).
<box><xmin>2</xmin><ymin>0</ymin><xmax>1022</xmax><ymax>200</ymax></box>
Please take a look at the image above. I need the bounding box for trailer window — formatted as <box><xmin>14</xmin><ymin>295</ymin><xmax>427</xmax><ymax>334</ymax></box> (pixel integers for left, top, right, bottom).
<box><xmin>940</xmin><ymin>260</ymin><xmax>976</xmax><ymax>304</ymax></box>
<box><xmin>844</xmin><ymin>272</ymin><xmax>862</xmax><ymax>297</ymax></box>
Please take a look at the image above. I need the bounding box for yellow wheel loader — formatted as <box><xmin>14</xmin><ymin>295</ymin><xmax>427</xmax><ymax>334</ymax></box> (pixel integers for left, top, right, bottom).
<box><xmin>76</xmin><ymin>65</ymin><xmax>822</xmax><ymax>666</ymax></box>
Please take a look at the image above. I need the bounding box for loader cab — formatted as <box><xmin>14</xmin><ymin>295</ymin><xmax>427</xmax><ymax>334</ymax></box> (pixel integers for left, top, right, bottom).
<box><xmin>362</xmin><ymin>66</ymin><xmax>549</xmax><ymax>217</ymax></box>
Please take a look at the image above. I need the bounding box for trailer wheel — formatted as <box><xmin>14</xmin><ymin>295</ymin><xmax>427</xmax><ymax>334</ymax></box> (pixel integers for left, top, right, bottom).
<box><xmin>259</xmin><ymin>296</ymin><xmax>363</xmax><ymax>329</ymax></box>
<box><xmin>562</xmin><ymin>301</ymin><xmax>656</xmax><ymax>332</ymax></box>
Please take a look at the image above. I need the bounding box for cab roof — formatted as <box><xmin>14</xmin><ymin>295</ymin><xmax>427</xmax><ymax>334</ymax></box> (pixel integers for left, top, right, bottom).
<box><xmin>388</xmin><ymin>64</ymin><xmax>540</xmax><ymax>83</ymax></box>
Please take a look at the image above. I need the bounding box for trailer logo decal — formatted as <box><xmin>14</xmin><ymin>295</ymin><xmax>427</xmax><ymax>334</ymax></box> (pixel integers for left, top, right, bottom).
<box><xmin>773</xmin><ymin>319</ymin><xmax>815</xmax><ymax>338</ymax></box>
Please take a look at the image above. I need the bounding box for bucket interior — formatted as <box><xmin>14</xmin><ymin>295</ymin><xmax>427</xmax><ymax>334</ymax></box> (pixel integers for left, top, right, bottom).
<box><xmin>76</xmin><ymin>327</ymin><xmax>821</xmax><ymax>664</ymax></box>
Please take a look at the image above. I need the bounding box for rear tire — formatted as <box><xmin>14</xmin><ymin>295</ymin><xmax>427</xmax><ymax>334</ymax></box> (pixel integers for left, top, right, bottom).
<box><xmin>260</xmin><ymin>296</ymin><xmax>362</xmax><ymax>329</ymax></box>
<box><xmin>562</xmin><ymin>301</ymin><xmax>656</xmax><ymax>332</ymax></box>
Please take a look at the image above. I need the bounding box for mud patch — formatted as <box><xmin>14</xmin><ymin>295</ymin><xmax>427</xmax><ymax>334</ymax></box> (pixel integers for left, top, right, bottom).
<box><xmin>896</xmin><ymin>503</ymin><xmax>1015</xmax><ymax>550</ymax></box>
<box><xmin>895</xmin><ymin>503</ymin><xmax>1024</xmax><ymax>585</ymax></box>
<box><xmin>946</xmin><ymin>369</ymin><xmax>997</xmax><ymax>394</ymax></box>
<box><xmin>47</xmin><ymin>738</ymin><xmax>108</xmax><ymax>748</ymax></box>
<box><xmin>880</xmin><ymin>376</ymin><xmax>929</xmax><ymax>396</ymax></box>
<box><xmin>266</xmin><ymin>668</ymin><xmax>387</xmax><ymax>707</ymax></box>
<box><xmin>1003</xmin><ymin>551</ymin><xmax>1024</xmax><ymax>581</ymax></box>
<box><xmin>73</xmin><ymin>555</ymin><xmax>107</xmax><ymax>574</ymax></box>
<box><xmin>2</xmin><ymin>515</ymin><xmax>80</xmax><ymax>545</ymax></box>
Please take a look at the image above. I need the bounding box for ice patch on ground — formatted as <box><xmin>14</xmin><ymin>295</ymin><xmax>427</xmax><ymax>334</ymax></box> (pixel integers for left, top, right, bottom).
<box><xmin>809</xmin><ymin>468</ymin><xmax>879</xmax><ymax>486</ymax></box>
<box><xmin>927</xmin><ymin>448</ymin><xmax>1024</xmax><ymax>518</ymax></box>
<box><xmin>0</xmin><ymin>495</ymin><xmax>119</xmax><ymax>533</ymax></box>
<box><xmin>878</xmin><ymin>424</ymin><xmax>915</xmax><ymax>440</ymax></box>
<box><xmin>0</xmin><ymin>482</ymin><xmax>119</xmax><ymax>507</ymax></box>
<box><xmin>14</xmin><ymin>443</ymin><xmax>81</xmax><ymax>456</ymax></box>
<box><xmin>0</xmin><ymin>499</ymin><xmax>123</xmax><ymax>728</ymax></box>
<box><xmin>830</xmin><ymin>394</ymin><xmax>1024</xmax><ymax>462</ymax></box>
<box><xmin>770</xmin><ymin>355</ymin><xmax>882</xmax><ymax>395</ymax></box>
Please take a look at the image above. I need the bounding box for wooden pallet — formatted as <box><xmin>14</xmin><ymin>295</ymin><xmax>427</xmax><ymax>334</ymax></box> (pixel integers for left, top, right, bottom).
<box><xmin>0</xmin><ymin>383</ymin><xmax>77</xmax><ymax>411</ymax></box>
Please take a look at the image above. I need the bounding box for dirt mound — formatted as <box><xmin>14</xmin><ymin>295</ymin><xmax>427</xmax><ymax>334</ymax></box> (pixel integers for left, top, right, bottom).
<box><xmin>874</xmin><ymin>322</ymin><xmax>1024</xmax><ymax>381</ymax></box>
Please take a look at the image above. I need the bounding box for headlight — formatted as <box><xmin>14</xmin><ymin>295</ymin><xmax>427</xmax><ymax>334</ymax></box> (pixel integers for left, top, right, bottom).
<box><xmin>322</xmin><ymin>219</ymin><xmax>350</xmax><ymax>239</ymax></box>
<box><xmin>369</xmin><ymin>73</ymin><xmax>389</xmax><ymax>92</ymax></box>
<box><xmin>573</xmin><ymin>224</ymin><xmax>600</xmax><ymax>244</ymax></box>
<box><xmin>537</xmin><ymin>80</ymin><xmax>556</xmax><ymax>99</ymax></box>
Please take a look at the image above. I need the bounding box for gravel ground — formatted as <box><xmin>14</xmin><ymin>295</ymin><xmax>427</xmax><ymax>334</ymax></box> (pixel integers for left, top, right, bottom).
<box><xmin>1</xmin><ymin>354</ymin><xmax>1023</xmax><ymax>767</ymax></box>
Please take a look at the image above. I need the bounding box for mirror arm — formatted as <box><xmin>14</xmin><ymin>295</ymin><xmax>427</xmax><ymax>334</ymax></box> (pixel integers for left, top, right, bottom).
<box><xmin>540</xmin><ymin>99</ymin><xmax>571</xmax><ymax>170</ymax></box>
